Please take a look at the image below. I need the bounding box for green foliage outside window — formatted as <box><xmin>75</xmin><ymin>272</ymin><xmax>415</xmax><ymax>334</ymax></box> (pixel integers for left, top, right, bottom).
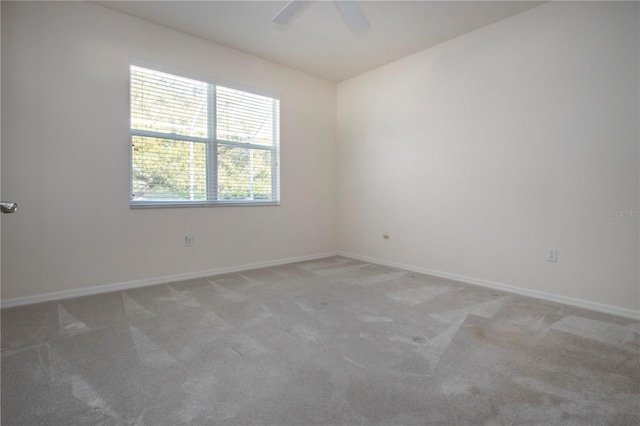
<box><xmin>130</xmin><ymin>65</ymin><xmax>278</xmax><ymax>204</ymax></box>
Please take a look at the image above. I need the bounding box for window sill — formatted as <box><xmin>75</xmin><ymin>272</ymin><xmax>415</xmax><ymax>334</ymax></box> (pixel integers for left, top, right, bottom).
<box><xmin>130</xmin><ymin>201</ymin><xmax>281</xmax><ymax>209</ymax></box>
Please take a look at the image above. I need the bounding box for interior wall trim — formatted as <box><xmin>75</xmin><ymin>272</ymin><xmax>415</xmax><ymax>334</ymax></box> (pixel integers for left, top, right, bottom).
<box><xmin>0</xmin><ymin>252</ymin><xmax>339</xmax><ymax>309</ymax></box>
<box><xmin>339</xmin><ymin>251</ymin><xmax>640</xmax><ymax>320</ymax></box>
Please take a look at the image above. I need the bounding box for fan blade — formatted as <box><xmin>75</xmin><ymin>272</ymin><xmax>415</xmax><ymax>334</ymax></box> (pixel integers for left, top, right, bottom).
<box><xmin>273</xmin><ymin>0</ymin><xmax>310</xmax><ymax>25</ymax></box>
<box><xmin>335</xmin><ymin>1</ymin><xmax>370</xmax><ymax>34</ymax></box>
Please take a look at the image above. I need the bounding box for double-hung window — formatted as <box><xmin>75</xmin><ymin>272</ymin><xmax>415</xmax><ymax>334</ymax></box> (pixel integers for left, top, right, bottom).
<box><xmin>130</xmin><ymin>63</ymin><xmax>280</xmax><ymax>207</ymax></box>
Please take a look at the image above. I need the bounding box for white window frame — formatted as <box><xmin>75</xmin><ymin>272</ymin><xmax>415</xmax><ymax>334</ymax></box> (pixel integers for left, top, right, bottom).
<box><xmin>129</xmin><ymin>60</ymin><xmax>280</xmax><ymax>208</ymax></box>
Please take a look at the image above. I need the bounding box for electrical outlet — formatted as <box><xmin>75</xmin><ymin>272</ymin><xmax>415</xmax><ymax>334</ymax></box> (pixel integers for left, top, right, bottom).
<box><xmin>185</xmin><ymin>235</ymin><xmax>194</xmax><ymax>247</ymax></box>
<box><xmin>547</xmin><ymin>249</ymin><xmax>557</xmax><ymax>262</ymax></box>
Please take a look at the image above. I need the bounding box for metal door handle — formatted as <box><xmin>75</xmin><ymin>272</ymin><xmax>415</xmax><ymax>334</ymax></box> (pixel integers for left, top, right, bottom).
<box><xmin>1</xmin><ymin>202</ymin><xmax>17</xmax><ymax>214</ymax></box>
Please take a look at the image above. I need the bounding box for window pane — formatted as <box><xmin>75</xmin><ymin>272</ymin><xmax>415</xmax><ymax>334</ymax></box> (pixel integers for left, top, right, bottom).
<box><xmin>131</xmin><ymin>66</ymin><xmax>208</xmax><ymax>138</ymax></box>
<box><xmin>130</xmin><ymin>63</ymin><xmax>280</xmax><ymax>207</ymax></box>
<box><xmin>217</xmin><ymin>86</ymin><xmax>277</xmax><ymax>146</ymax></box>
<box><xmin>132</xmin><ymin>136</ymin><xmax>207</xmax><ymax>201</ymax></box>
<box><xmin>218</xmin><ymin>146</ymin><xmax>273</xmax><ymax>200</ymax></box>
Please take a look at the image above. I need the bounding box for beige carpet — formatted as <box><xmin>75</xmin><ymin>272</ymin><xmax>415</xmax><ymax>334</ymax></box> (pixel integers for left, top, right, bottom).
<box><xmin>2</xmin><ymin>257</ymin><xmax>639</xmax><ymax>425</ymax></box>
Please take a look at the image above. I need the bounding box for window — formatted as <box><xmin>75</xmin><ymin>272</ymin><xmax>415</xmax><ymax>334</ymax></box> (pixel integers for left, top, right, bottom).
<box><xmin>130</xmin><ymin>64</ymin><xmax>280</xmax><ymax>207</ymax></box>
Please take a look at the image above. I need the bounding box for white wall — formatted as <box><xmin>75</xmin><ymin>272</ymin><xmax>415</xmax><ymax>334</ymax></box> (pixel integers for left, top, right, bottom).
<box><xmin>1</xmin><ymin>1</ymin><xmax>338</xmax><ymax>300</ymax></box>
<box><xmin>0</xmin><ymin>3</ymin><xmax>3</xmax><ymax>300</ymax></box>
<box><xmin>3</xmin><ymin>1</ymin><xmax>638</xmax><ymax>316</ymax></box>
<box><xmin>338</xmin><ymin>1</ymin><xmax>639</xmax><ymax>313</ymax></box>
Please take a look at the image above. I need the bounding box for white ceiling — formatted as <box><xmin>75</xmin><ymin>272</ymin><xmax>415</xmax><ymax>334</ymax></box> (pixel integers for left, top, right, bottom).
<box><xmin>96</xmin><ymin>1</ymin><xmax>545</xmax><ymax>82</ymax></box>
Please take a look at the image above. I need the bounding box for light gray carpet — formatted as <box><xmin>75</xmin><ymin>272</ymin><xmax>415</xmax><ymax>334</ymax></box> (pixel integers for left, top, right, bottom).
<box><xmin>2</xmin><ymin>256</ymin><xmax>639</xmax><ymax>425</ymax></box>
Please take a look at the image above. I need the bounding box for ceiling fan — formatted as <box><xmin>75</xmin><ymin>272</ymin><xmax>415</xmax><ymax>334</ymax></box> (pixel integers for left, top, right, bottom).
<box><xmin>273</xmin><ymin>0</ymin><xmax>370</xmax><ymax>34</ymax></box>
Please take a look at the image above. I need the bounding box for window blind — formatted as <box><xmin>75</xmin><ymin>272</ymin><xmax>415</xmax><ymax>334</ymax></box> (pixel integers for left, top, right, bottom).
<box><xmin>130</xmin><ymin>65</ymin><xmax>280</xmax><ymax>207</ymax></box>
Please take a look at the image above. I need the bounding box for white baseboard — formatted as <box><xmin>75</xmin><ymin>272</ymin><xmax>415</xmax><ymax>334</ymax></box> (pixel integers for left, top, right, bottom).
<box><xmin>339</xmin><ymin>251</ymin><xmax>640</xmax><ymax>321</ymax></box>
<box><xmin>1</xmin><ymin>252</ymin><xmax>339</xmax><ymax>309</ymax></box>
<box><xmin>5</xmin><ymin>250</ymin><xmax>638</xmax><ymax>321</ymax></box>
